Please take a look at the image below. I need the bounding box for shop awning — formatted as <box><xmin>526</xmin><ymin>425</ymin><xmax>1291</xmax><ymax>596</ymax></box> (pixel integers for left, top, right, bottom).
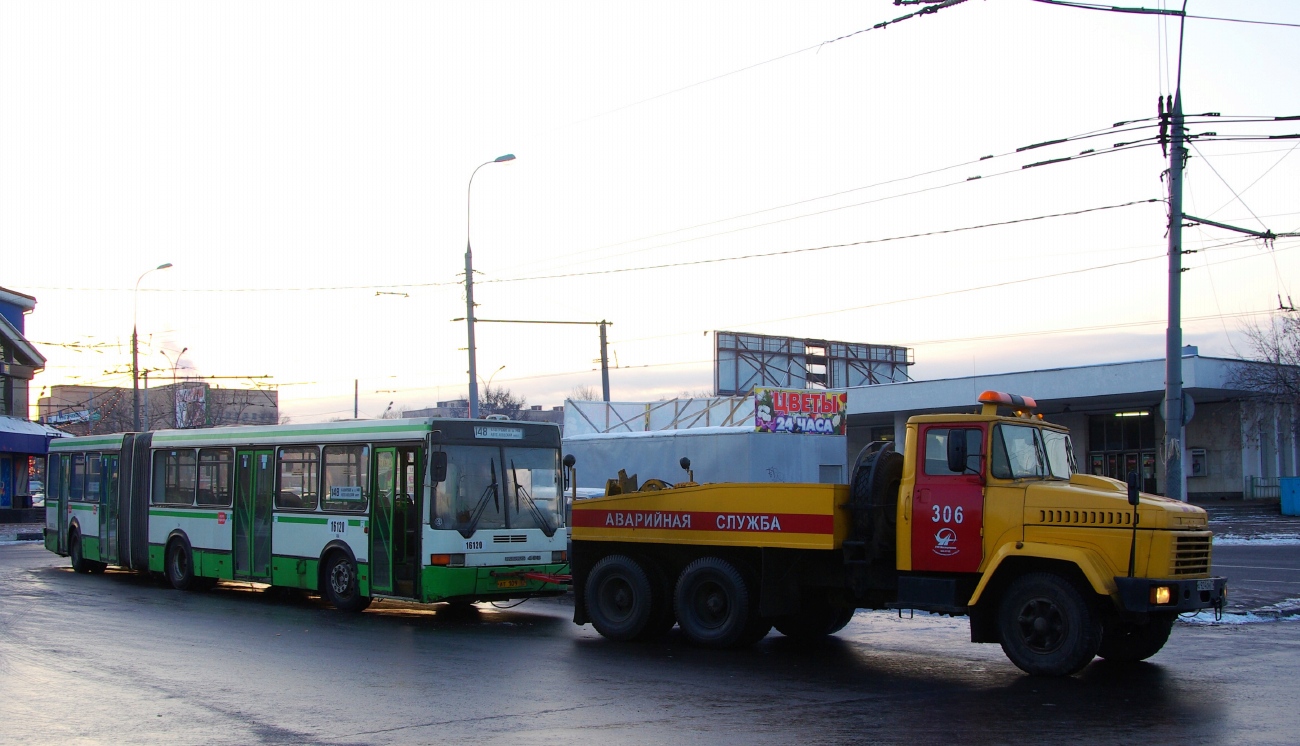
<box><xmin>0</xmin><ymin>415</ymin><xmax>64</xmax><ymax>455</ymax></box>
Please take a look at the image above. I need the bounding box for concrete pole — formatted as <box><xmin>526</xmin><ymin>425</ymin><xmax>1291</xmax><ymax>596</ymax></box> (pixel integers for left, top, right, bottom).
<box><xmin>1164</xmin><ymin>91</ymin><xmax>1187</xmax><ymax>501</ymax></box>
<box><xmin>600</xmin><ymin>320</ymin><xmax>611</xmax><ymax>402</ymax></box>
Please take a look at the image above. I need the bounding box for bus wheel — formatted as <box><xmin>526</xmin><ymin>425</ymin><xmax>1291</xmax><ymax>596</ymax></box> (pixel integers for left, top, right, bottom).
<box><xmin>998</xmin><ymin>572</ymin><xmax>1101</xmax><ymax>676</ymax></box>
<box><xmin>674</xmin><ymin>557</ymin><xmax>754</xmax><ymax>648</ymax></box>
<box><xmin>166</xmin><ymin>540</ymin><xmax>197</xmax><ymax>591</ymax></box>
<box><xmin>1097</xmin><ymin>612</ymin><xmax>1175</xmax><ymax>663</ymax></box>
<box><xmin>586</xmin><ymin>555</ymin><xmax>653</xmax><ymax>641</ymax></box>
<box><xmin>323</xmin><ymin>553</ymin><xmax>369</xmax><ymax>612</ymax></box>
<box><xmin>69</xmin><ymin>532</ymin><xmax>91</xmax><ymax>574</ymax></box>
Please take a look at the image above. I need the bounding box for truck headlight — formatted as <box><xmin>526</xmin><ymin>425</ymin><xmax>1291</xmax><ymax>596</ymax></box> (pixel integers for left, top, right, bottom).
<box><xmin>1150</xmin><ymin>586</ymin><xmax>1172</xmax><ymax>605</ymax></box>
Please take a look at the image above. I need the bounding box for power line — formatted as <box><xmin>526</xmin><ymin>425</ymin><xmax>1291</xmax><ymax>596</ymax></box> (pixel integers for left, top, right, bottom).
<box><xmin>568</xmin><ymin>0</ymin><xmax>973</xmax><ymax>126</ymax></box>
<box><xmin>480</xmin><ymin>198</ymin><xmax>1162</xmax><ymax>285</ymax></box>
<box><xmin>1031</xmin><ymin>0</ymin><xmax>1300</xmax><ymax>28</ymax></box>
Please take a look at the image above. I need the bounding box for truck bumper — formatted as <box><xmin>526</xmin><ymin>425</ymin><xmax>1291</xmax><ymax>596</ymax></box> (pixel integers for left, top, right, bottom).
<box><xmin>1113</xmin><ymin>576</ymin><xmax>1227</xmax><ymax>614</ymax></box>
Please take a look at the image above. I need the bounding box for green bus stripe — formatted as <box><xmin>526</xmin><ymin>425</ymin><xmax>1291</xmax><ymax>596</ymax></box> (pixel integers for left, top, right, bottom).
<box><xmin>277</xmin><ymin>516</ymin><xmax>329</xmax><ymax>525</ymax></box>
<box><xmin>70</xmin><ymin>503</ymin><xmax>96</xmax><ymax>511</ymax></box>
<box><xmin>152</xmin><ymin>422</ymin><xmax>426</xmax><ymax>444</ymax></box>
<box><xmin>150</xmin><ymin>509</ymin><xmax>221</xmax><ymax>520</ymax></box>
<box><xmin>50</xmin><ymin>436</ymin><xmax>124</xmax><ymax>450</ymax></box>
<box><xmin>348</xmin><ymin>519</ymin><xmax>363</xmax><ymax>526</ymax></box>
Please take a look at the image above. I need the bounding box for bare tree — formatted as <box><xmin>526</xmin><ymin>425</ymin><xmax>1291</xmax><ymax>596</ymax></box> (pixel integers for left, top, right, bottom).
<box><xmin>481</xmin><ymin>385</ymin><xmax>526</xmax><ymax>419</ymax></box>
<box><xmin>568</xmin><ymin>384</ymin><xmax>599</xmax><ymax>401</ymax></box>
<box><xmin>1230</xmin><ymin>314</ymin><xmax>1300</xmax><ymax>404</ymax></box>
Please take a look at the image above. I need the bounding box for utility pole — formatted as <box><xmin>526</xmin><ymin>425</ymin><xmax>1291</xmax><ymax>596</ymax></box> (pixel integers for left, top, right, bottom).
<box><xmin>1163</xmin><ymin>90</ymin><xmax>1187</xmax><ymax>501</ymax></box>
<box><xmin>354</xmin><ymin>379</ymin><xmax>359</xmax><ymax>419</ymax></box>
<box><xmin>454</xmin><ymin>317</ymin><xmax>615</xmax><ymax>402</ymax></box>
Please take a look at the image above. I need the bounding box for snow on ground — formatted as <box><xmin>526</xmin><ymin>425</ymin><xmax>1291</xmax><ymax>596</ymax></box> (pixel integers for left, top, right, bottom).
<box><xmin>1212</xmin><ymin>534</ymin><xmax>1300</xmax><ymax>546</ymax></box>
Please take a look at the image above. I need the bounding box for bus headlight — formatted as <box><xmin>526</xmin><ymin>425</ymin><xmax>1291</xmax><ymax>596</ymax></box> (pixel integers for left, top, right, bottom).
<box><xmin>1150</xmin><ymin>586</ymin><xmax>1172</xmax><ymax>605</ymax></box>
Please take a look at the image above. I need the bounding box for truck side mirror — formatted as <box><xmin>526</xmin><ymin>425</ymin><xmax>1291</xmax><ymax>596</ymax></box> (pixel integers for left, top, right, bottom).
<box><xmin>430</xmin><ymin>451</ymin><xmax>448</xmax><ymax>483</ymax></box>
<box><xmin>947</xmin><ymin>432</ymin><xmax>969</xmax><ymax>474</ymax></box>
<box><xmin>1125</xmin><ymin>471</ymin><xmax>1140</xmax><ymax>506</ymax></box>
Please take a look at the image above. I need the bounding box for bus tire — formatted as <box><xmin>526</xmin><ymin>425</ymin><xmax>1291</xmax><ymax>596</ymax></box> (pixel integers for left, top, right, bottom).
<box><xmin>1097</xmin><ymin>612</ymin><xmax>1175</xmax><ymax>663</ymax></box>
<box><xmin>774</xmin><ymin>597</ymin><xmax>856</xmax><ymax>639</ymax></box>
<box><xmin>674</xmin><ymin>557</ymin><xmax>754</xmax><ymax>649</ymax></box>
<box><xmin>998</xmin><ymin>572</ymin><xmax>1101</xmax><ymax>676</ymax></box>
<box><xmin>323</xmin><ymin>552</ymin><xmax>369</xmax><ymax>612</ymax></box>
<box><xmin>586</xmin><ymin>554</ymin><xmax>654</xmax><ymax>641</ymax></box>
<box><xmin>69</xmin><ymin>531</ymin><xmax>91</xmax><ymax>574</ymax></box>
<box><xmin>166</xmin><ymin>539</ymin><xmax>197</xmax><ymax>591</ymax></box>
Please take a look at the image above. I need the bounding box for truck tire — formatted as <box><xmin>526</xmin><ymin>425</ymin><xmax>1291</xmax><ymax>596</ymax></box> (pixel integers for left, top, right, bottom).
<box><xmin>774</xmin><ymin>598</ymin><xmax>856</xmax><ymax>639</ymax></box>
<box><xmin>586</xmin><ymin>555</ymin><xmax>654</xmax><ymax>641</ymax></box>
<box><xmin>850</xmin><ymin>448</ymin><xmax>902</xmax><ymax>561</ymax></box>
<box><xmin>640</xmin><ymin>565</ymin><xmax>677</xmax><ymax>640</ymax></box>
<box><xmin>674</xmin><ymin>557</ymin><xmax>755</xmax><ymax>648</ymax></box>
<box><xmin>997</xmin><ymin>572</ymin><xmax>1101</xmax><ymax>676</ymax></box>
<box><xmin>1097</xmin><ymin>612</ymin><xmax>1175</xmax><ymax>663</ymax></box>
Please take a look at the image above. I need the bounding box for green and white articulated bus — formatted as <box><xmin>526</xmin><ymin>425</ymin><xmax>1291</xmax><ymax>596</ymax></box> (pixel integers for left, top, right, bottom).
<box><xmin>43</xmin><ymin>418</ymin><xmax>569</xmax><ymax>610</ymax></box>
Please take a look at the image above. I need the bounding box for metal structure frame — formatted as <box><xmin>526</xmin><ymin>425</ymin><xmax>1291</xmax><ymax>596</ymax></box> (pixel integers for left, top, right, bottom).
<box><xmin>713</xmin><ymin>331</ymin><xmax>912</xmax><ymax>396</ymax></box>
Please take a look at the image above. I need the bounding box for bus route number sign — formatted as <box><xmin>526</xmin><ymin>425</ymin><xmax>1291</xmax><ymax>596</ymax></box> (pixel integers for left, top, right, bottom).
<box><xmin>329</xmin><ymin>519</ymin><xmax>347</xmax><ymax>535</ymax></box>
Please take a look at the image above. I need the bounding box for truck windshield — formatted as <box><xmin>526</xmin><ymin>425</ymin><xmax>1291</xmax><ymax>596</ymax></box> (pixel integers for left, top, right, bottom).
<box><xmin>432</xmin><ymin>445</ymin><xmax>563</xmax><ymax>537</ymax></box>
<box><xmin>991</xmin><ymin>424</ymin><xmax>1073</xmax><ymax>480</ymax></box>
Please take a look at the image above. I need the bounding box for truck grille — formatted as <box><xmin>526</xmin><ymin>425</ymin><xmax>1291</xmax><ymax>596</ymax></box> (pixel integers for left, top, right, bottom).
<box><xmin>1037</xmin><ymin>509</ymin><xmax>1134</xmax><ymax>526</ymax></box>
<box><xmin>1172</xmin><ymin>533</ymin><xmax>1212</xmax><ymax>576</ymax></box>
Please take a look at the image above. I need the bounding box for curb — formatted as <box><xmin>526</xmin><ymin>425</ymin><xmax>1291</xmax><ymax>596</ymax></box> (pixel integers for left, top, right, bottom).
<box><xmin>0</xmin><ymin>532</ymin><xmax>42</xmax><ymax>543</ymax></box>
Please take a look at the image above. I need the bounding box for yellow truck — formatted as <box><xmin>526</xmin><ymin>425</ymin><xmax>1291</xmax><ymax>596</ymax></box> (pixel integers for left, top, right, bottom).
<box><xmin>569</xmin><ymin>391</ymin><xmax>1227</xmax><ymax>676</ymax></box>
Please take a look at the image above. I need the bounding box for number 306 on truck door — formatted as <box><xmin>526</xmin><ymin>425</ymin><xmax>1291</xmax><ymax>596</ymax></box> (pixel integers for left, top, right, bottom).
<box><xmin>911</xmin><ymin>425</ymin><xmax>985</xmax><ymax>573</ymax></box>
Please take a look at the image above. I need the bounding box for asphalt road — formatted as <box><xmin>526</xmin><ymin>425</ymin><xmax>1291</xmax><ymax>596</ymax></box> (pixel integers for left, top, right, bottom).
<box><xmin>3</xmin><ymin>544</ymin><xmax>1300</xmax><ymax>745</ymax></box>
<box><xmin>1214</xmin><ymin>544</ymin><xmax>1300</xmax><ymax>614</ymax></box>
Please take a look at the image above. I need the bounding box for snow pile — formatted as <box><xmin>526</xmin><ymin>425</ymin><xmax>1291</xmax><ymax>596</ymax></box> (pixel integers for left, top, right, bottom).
<box><xmin>1212</xmin><ymin>534</ymin><xmax>1300</xmax><ymax>546</ymax></box>
<box><xmin>1180</xmin><ymin>599</ymin><xmax>1300</xmax><ymax>625</ymax></box>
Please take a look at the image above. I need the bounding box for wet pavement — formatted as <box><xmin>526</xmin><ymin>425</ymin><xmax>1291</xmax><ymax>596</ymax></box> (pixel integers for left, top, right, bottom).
<box><xmin>3</xmin><ymin>542</ymin><xmax>1300</xmax><ymax>744</ymax></box>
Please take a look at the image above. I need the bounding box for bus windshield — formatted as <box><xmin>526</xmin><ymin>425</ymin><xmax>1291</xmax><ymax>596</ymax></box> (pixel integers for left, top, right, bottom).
<box><xmin>432</xmin><ymin>445</ymin><xmax>563</xmax><ymax>537</ymax></box>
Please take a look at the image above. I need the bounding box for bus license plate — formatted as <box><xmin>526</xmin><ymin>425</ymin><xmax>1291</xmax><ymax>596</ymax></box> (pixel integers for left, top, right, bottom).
<box><xmin>496</xmin><ymin>579</ymin><xmax>527</xmax><ymax>589</ymax></box>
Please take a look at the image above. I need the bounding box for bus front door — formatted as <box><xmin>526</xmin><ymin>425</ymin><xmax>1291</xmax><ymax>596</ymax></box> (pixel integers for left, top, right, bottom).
<box><xmin>99</xmin><ymin>454</ymin><xmax>119</xmax><ymax>565</ymax></box>
<box><xmin>234</xmin><ymin>450</ymin><xmax>274</xmax><ymax>581</ymax></box>
<box><xmin>370</xmin><ymin>447</ymin><xmax>397</xmax><ymax>596</ymax></box>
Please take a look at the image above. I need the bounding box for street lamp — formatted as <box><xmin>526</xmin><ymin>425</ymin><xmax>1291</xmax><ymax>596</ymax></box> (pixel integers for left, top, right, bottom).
<box><xmin>160</xmin><ymin>347</ymin><xmax>187</xmax><ymax>427</ymax></box>
<box><xmin>133</xmin><ymin>262</ymin><xmax>173</xmax><ymax>431</ymax></box>
<box><xmin>465</xmin><ymin>153</ymin><xmax>515</xmax><ymax>420</ymax></box>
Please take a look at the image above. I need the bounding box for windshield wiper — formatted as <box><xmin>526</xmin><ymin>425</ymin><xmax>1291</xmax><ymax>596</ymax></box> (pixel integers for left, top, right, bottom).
<box><xmin>458</xmin><ymin>459</ymin><xmax>500</xmax><ymax>539</ymax></box>
<box><xmin>510</xmin><ymin>460</ymin><xmax>555</xmax><ymax>537</ymax></box>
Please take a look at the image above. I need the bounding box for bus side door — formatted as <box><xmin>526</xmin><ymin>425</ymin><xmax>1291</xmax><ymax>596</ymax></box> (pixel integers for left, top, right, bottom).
<box><xmin>234</xmin><ymin>449</ymin><xmax>274</xmax><ymax>580</ymax></box>
<box><xmin>370</xmin><ymin>447</ymin><xmax>398</xmax><ymax>595</ymax></box>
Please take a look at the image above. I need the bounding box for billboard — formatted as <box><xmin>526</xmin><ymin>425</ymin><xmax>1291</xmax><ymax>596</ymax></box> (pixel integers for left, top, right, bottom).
<box><xmin>714</xmin><ymin>331</ymin><xmax>912</xmax><ymax>396</ymax></box>
<box><xmin>754</xmin><ymin>388</ymin><xmax>848</xmax><ymax>435</ymax></box>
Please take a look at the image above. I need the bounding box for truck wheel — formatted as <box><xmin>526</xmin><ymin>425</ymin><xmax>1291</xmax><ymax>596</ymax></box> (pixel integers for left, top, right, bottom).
<box><xmin>674</xmin><ymin>557</ymin><xmax>755</xmax><ymax>648</ymax></box>
<box><xmin>1097</xmin><ymin>613</ymin><xmax>1175</xmax><ymax>663</ymax></box>
<box><xmin>586</xmin><ymin>555</ymin><xmax>654</xmax><ymax>641</ymax></box>
<box><xmin>323</xmin><ymin>552</ymin><xmax>370</xmax><ymax>612</ymax></box>
<box><xmin>774</xmin><ymin>598</ymin><xmax>856</xmax><ymax>639</ymax></box>
<box><xmin>997</xmin><ymin>572</ymin><xmax>1101</xmax><ymax>676</ymax></box>
<box><xmin>639</xmin><ymin>566</ymin><xmax>677</xmax><ymax>640</ymax></box>
<box><xmin>166</xmin><ymin>539</ymin><xmax>197</xmax><ymax>590</ymax></box>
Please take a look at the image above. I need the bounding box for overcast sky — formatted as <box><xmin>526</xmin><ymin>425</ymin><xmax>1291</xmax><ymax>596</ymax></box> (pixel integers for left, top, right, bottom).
<box><xmin>4</xmin><ymin>1</ymin><xmax>1298</xmax><ymax>422</ymax></box>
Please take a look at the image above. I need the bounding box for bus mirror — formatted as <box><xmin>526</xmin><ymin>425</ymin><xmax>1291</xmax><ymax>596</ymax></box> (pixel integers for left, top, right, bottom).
<box><xmin>947</xmin><ymin>431</ymin><xmax>969</xmax><ymax>474</ymax></box>
<box><xmin>563</xmin><ymin>454</ymin><xmax>575</xmax><ymax>490</ymax></box>
<box><xmin>430</xmin><ymin>451</ymin><xmax>448</xmax><ymax>483</ymax></box>
<box><xmin>1126</xmin><ymin>471</ymin><xmax>1140</xmax><ymax>506</ymax></box>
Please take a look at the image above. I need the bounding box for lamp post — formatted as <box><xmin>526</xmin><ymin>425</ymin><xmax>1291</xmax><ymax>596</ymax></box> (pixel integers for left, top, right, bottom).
<box><xmin>465</xmin><ymin>153</ymin><xmax>515</xmax><ymax>420</ymax></box>
<box><xmin>160</xmin><ymin>347</ymin><xmax>187</xmax><ymax>427</ymax></box>
<box><xmin>133</xmin><ymin>263</ymin><xmax>173</xmax><ymax>431</ymax></box>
